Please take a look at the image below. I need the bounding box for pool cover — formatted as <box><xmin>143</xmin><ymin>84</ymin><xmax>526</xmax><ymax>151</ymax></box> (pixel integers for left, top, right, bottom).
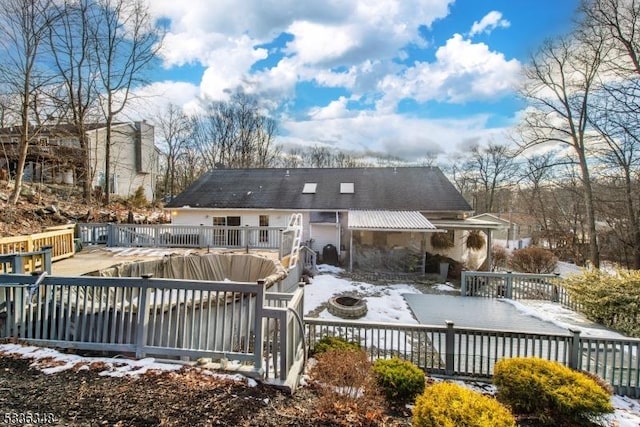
<box><xmin>403</xmin><ymin>294</ymin><xmax>566</xmax><ymax>334</ymax></box>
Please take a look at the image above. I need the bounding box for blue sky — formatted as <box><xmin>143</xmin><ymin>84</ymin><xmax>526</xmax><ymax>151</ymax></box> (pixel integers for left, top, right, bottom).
<box><xmin>139</xmin><ymin>0</ymin><xmax>580</xmax><ymax>162</ymax></box>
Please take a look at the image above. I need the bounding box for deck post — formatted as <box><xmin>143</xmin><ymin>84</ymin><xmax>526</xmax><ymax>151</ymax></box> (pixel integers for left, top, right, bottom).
<box><xmin>568</xmin><ymin>328</ymin><xmax>582</xmax><ymax>370</ymax></box>
<box><xmin>41</xmin><ymin>246</ymin><xmax>52</xmax><ymax>274</ymax></box>
<box><xmin>107</xmin><ymin>223</ymin><xmax>115</xmax><ymax>247</ymax></box>
<box><xmin>135</xmin><ymin>275</ymin><xmax>152</xmax><ymax>359</ymax></box>
<box><xmin>505</xmin><ymin>271</ymin><xmax>513</xmax><ymax>299</ymax></box>
<box><xmin>254</xmin><ymin>280</ymin><xmax>266</xmax><ymax>377</ymax></box>
<box><xmin>460</xmin><ymin>271</ymin><xmax>467</xmax><ymax>297</ymax></box>
<box><xmin>445</xmin><ymin>320</ymin><xmax>455</xmax><ymax>376</ymax></box>
<box><xmin>13</xmin><ymin>255</ymin><xmax>24</xmax><ymax>274</ymax></box>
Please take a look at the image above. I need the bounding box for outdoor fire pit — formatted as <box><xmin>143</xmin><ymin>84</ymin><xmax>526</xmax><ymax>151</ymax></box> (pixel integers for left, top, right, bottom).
<box><xmin>327</xmin><ymin>295</ymin><xmax>368</xmax><ymax>319</ymax></box>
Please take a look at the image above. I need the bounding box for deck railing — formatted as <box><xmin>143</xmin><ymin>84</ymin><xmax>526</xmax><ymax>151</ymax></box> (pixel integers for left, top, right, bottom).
<box><xmin>77</xmin><ymin>223</ymin><xmax>284</xmax><ymax>250</ymax></box>
<box><xmin>0</xmin><ymin>225</ymin><xmax>75</xmax><ymax>262</ymax></box>
<box><xmin>461</xmin><ymin>270</ymin><xmax>579</xmax><ymax>310</ymax></box>
<box><xmin>0</xmin><ymin>249</ymin><xmax>52</xmax><ymax>274</ymax></box>
<box><xmin>305</xmin><ymin>318</ymin><xmax>640</xmax><ymax>397</ymax></box>
<box><xmin>0</xmin><ymin>273</ymin><xmax>305</xmax><ymax>389</ymax></box>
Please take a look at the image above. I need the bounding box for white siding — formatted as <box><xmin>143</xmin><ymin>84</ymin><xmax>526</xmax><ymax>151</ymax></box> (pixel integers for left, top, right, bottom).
<box><xmin>310</xmin><ymin>223</ymin><xmax>340</xmax><ymax>254</ymax></box>
<box><xmin>170</xmin><ymin>209</ymin><xmax>293</xmax><ymax>228</ymax></box>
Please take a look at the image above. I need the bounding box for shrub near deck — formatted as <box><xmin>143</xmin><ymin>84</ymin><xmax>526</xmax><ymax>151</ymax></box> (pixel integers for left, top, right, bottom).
<box><xmin>373</xmin><ymin>357</ymin><xmax>425</xmax><ymax>402</ymax></box>
<box><xmin>412</xmin><ymin>382</ymin><xmax>516</xmax><ymax>427</ymax></box>
<box><xmin>493</xmin><ymin>357</ymin><xmax>613</xmax><ymax>424</ymax></box>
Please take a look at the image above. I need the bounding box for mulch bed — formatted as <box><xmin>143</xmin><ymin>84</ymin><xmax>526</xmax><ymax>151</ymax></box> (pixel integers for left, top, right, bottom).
<box><xmin>0</xmin><ymin>356</ymin><xmax>412</xmax><ymax>426</ymax></box>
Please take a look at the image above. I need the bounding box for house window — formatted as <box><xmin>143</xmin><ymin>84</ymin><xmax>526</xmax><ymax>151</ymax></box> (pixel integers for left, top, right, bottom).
<box><xmin>340</xmin><ymin>182</ymin><xmax>354</xmax><ymax>193</ymax></box>
<box><xmin>38</xmin><ymin>137</ymin><xmax>49</xmax><ymax>146</ymax></box>
<box><xmin>302</xmin><ymin>183</ymin><xmax>317</xmax><ymax>194</ymax></box>
<box><xmin>212</xmin><ymin>216</ymin><xmax>226</xmax><ymax>246</ymax></box>
<box><xmin>97</xmin><ymin>172</ymin><xmax>118</xmax><ymax>194</ymax></box>
<box><xmin>259</xmin><ymin>215</ymin><xmax>269</xmax><ymax>243</ymax></box>
<box><xmin>10</xmin><ymin>137</ymin><xmax>18</xmax><ymax>144</ymax></box>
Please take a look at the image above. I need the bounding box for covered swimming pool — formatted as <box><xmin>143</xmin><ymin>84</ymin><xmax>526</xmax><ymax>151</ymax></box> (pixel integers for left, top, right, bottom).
<box><xmin>403</xmin><ymin>294</ymin><xmax>567</xmax><ymax>334</ymax></box>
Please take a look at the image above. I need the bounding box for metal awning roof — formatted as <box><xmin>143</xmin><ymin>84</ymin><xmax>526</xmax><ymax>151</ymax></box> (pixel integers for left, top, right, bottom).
<box><xmin>430</xmin><ymin>218</ymin><xmax>505</xmax><ymax>230</ymax></box>
<box><xmin>348</xmin><ymin>210</ymin><xmax>439</xmax><ymax>232</ymax></box>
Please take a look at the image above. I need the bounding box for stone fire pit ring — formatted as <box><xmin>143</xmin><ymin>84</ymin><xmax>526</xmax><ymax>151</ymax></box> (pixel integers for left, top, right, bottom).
<box><xmin>327</xmin><ymin>295</ymin><xmax>368</xmax><ymax>319</ymax></box>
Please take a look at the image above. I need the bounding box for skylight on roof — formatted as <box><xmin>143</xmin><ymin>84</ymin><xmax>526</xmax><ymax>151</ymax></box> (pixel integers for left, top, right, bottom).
<box><xmin>302</xmin><ymin>183</ymin><xmax>317</xmax><ymax>194</ymax></box>
<box><xmin>340</xmin><ymin>182</ymin><xmax>354</xmax><ymax>194</ymax></box>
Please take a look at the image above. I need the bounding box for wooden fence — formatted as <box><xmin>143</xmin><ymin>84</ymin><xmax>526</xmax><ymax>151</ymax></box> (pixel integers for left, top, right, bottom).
<box><xmin>0</xmin><ymin>225</ymin><xmax>75</xmax><ymax>262</ymax></box>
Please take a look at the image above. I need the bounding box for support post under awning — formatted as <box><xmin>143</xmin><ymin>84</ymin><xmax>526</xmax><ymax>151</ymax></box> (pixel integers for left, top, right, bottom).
<box><xmin>485</xmin><ymin>228</ymin><xmax>493</xmax><ymax>271</ymax></box>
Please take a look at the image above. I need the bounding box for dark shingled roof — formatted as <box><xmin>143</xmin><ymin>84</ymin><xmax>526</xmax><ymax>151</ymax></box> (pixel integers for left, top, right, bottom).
<box><xmin>166</xmin><ymin>167</ymin><xmax>472</xmax><ymax>212</ymax></box>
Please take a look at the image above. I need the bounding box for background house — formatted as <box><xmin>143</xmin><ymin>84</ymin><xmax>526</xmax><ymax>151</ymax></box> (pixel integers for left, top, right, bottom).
<box><xmin>166</xmin><ymin>167</ymin><xmax>502</xmax><ymax>272</ymax></box>
<box><xmin>0</xmin><ymin>121</ymin><xmax>159</xmax><ymax>201</ymax></box>
<box><xmin>471</xmin><ymin>212</ymin><xmax>539</xmax><ymax>250</ymax></box>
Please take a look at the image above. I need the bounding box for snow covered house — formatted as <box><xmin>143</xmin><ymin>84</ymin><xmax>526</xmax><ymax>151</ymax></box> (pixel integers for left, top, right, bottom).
<box><xmin>165</xmin><ymin>167</ymin><xmax>502</xmax><ymax>272</ymax></box>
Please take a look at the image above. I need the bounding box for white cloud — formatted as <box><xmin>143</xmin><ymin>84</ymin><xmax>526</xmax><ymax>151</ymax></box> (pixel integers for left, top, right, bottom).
<box><xmin>280</xmin><ymin>111</ymin><xmax>507</xmax><ymax>161</ymax></box>
<box><xmin>469</xmin><ymin>11</ymin><xmax>510</xmax><ymax>37</ymax></box>
<box><xmin>114</xmin><ymin>81</ymin><xmax>199</xmax><ymax>122</ymax></box>
<box><xmin>377</xmin><ymin>34</ymin><xmax>522</xmax><ymax>110</ymax></box>
<box><xmin>308</xmin><ymin>96</ymin><xmax>354</xmax><ymax>120</ymax></box>
<box><xmin>284</xmin><ymin>21</ymin><xmax>358</xmax><ymax>65</ymax></box>
<box><xmin>134</xmin><ymin>0</ymin><xmax>525</xmax><ymax>162</ymax></box>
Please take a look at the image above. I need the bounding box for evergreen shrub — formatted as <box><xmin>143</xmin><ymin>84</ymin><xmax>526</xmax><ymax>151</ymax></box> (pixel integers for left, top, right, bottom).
<box><xmin>412</xmin><ymin>382</ymin><xmax>516</xmax><ymax>427</ymax></box>
<box><xmin>561</xmin><ymin>269</ymin><xmax>640</xmax><ymax>337</ymax></box>
<box><xmin>493</xmin><ymin>357</ymin><xmax>613</xmax><ymax>424</ymax></box>
<box><xmin>372</xmin><ymin>357</ymin><xmax>425</xmax><ymax>402</ymax></box>
<box><xmin>312</xmin><ymin>335</ymin><xmax>360</xmax><ymax>355</ymax></box>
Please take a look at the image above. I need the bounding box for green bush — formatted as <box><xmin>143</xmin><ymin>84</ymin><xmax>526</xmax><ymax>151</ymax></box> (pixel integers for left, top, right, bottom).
<box><xmin>509</xmin><ymin>246</ymin><xmax>558</xmax><ymax>273</ymax></box>
<box><xmin>493</xmin><ymin>357</ymin><xmax>613</xmax><ymax>424</ymax></box>
<box><xmin>372</xmin><ymin>357</ymin><xmax>425</xmax><ymax>402</ymax></box>
<box><xmin>561</xmin><ymin>269</ymin><xmax>640</xmax><ymax>337</ymax></box>
<box><xmin>312</xmin><ymin>336</ymin><xmax>360</xmax><ymax>355</ymax></box>
<box><xmin>412</xmin><ymin>382</ymin><xmax>516</xmax><ymax>427</ymax></box>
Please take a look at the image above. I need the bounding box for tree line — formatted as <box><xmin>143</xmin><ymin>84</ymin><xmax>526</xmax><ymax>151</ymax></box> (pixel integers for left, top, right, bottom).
<box><xmin>0</xmin><ymin>0</ymin><xmax>161</xmax><ymax>204</ymax></box>
<box><xmin>447</xmin><ymin>0</ymin><xmax>640</xmax><ymax>270</ymax></box>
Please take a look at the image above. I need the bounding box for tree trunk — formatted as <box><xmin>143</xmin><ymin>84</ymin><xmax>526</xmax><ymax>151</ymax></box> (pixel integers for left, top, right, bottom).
<box><xmin>577</xmin><ymin>150</ymin><xmax>600</xmax><ymax>269</ymax></box>
<box><xmin>10</xmin><ymin>91</ymin><xmax>31</xmax><ymax>205</ymax></box>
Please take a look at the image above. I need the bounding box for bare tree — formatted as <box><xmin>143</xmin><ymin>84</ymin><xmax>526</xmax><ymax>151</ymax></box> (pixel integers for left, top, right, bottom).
<box><xmin>579</xmin><ymin>0</ymin><xmax>640</xmax><ymax>268</ymax></box>
<box><xmin>154</xmin><ymin>104</ymin><xmax>192</xmax><ymax>200</ymax></box>
<box><xmin>518</xmin><ymin>34</ymin><xmax>606</xmax><ymax>268</ymax></box>
<box><xmin>582</xmin><ymin>0</ymin><xmax>640</xmax><ymax>75</ymax></box>
<box><xmin>90</xmin><ymin>0</ymin><xmax>161</xmax><ymax>203</ymax></box>
<box><xmin>588</xmin><ymin>82</ymin><xmax>640</xmax><ymax>267</ymax></box>
<box><xmin>0</xmin><ymin>0</ymin><xmax>59</xmax><ymax>204</ymax></box>
<box><xmin>192</xmin><ymin>92</ymin><xmax>279</xmax><ymax>169</ymax></box>
<box><xmin>49</xmin><ymin>0</ymin><xmax>101</xmax><ymax>202</ymax></box>
<box><xmin>463</xmin><ymin>143</ymin><xmax>516</xmax><ymax>213</ymax></box>
<box><xmin>308</xmin><ymin>145</ymin><xmax>333</xmax><ymax>168</ymax></box>
<box><xmin>517</xmin><ymin>151</ymin><xmax>560</xmax><ymax>241</ymax></box>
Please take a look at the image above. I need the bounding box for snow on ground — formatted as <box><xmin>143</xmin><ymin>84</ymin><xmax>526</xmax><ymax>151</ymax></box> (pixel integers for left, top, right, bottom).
<box><xmin>505</xmin><ymin>299</ymin><xmax>628</xmax><ymax>339</ymax></box>
<box><xmin>307</xmin><ymin>268</ymin><xmax>419</xmax><ymax>324</ymax></box>
<box><xmin>305</xmin><ymin>265</ymin><xmax>640</xmax><ymax>426</ymax></box>
<box><xmin>0</xmin><ymin>343</ymin><xmax>253</xmax><ymax>385</ymax></box>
